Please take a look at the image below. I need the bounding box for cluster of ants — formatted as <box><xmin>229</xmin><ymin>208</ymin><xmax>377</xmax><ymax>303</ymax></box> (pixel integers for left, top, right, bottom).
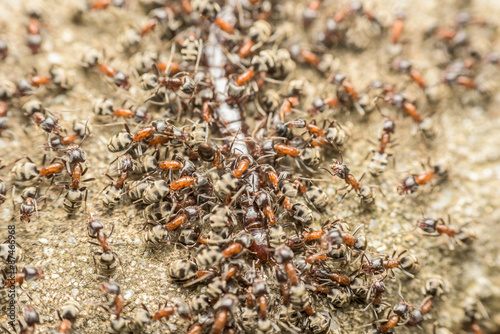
<box><xmin>0</xmin><ymin>0</ymin><xmax>497</xmax><ymax>333</ymax></box>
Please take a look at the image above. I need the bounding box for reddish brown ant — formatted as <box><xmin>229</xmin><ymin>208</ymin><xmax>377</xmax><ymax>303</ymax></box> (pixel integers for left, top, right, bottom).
<box><xmin>151</xmin><ymin>302</ymin><xmax>176</xmax><ymax>321</ymax></box>
<box><xmin>211</xmin><ymin>294</ymin><xmax>238</xmax><ymax>334</ymax></box>
<box><xmin>89</xmin><ymin>224</ymin><xmax>125</xmax><ymax>277</ymax></box>
<box><xmin>390</xmin><ymin>12</ymin><xmax>406</xmax><ymax>44</ymax></box>
<box><xmin>311</xmin><ymin>267</ymin><xmax>351</xmax><ymax>286</ymax></box>
<box><xmin>321</xmin><ymin>155</ymin><xmax>364</xmax><ymax>198</ymax></box>
<box><xmin>378</xmin><ymin>300</ymin><xmax>410</xmax><ymax>333</ymax></box>
<box><xmin>275</xmin><ymin>245</ymin><xmax>299</xmax><ymax>286</ymax></box>
<box><xmin>416</xmin><ymin>214</ymin><xmax>473</xmax><ymax>247</ymax></box>
<box><xmin>0</xmin><ymin>304</ymin><xmax>41</xmax><ymax>334</ymax></box>
<box><xmin>29</xmin><ymin>74</ymin><xmax>51</xmax><ymax>87</ymax></box>
<box><xmin>97</xmin><ymin>282</ymin><xmax>129</xmax><ymax>318</ymax></box>
<box><xmin>365</xmin><ymin>275</ymin><xmax>387</xmax><ymax>310</ymax></box>
<box><xmin>39</xmin><ymin>159</ymin><xmax>66</xmax><ymax>179</ymax></box>
<box><xmin>222</xmin><ymin>233</ymin><xmax>253</xmax><ymax>259</ymax></box>
<box><xmin>392</xmin><ymin>59</ymin><xmax>427</xmax><ymax>90</ymax></box>
<box><xmin>307</xmin><ymin>97</ymin><xmax>340</xmax><ymax>115</ymax></box>
<box><xmin>88</xmin><ymin>0</ymin><xmax>112</xmax><ymax>10</ymax></box>
<box><xmin>384</xmin><ymin>93</ymin><xmax>424</xmax><ymax>124</ymax></box>
<box><xmin>2</xmin><ymin>266</ymin><xmax>45</xmax><ymax>287</ymax></box>
<box><xmin>215</xmin><ymin>17</ymin><xmax>235</xmax><ymax>34</ymax></box>
<box><xmin>27</xmin><ymin>13</ymin><xmax>42</xmax><ymax>54</ymax></box>
<box><xmin>57</xmin><ymin>161</ymin><xmax>94</xmax><ymax>214</ymax></box>
<box><xmin>397</xmin><ymin>162</ymin><xmax>447</xmax><ymax>195</ymax></box>
<box><xmin>14</xmin><ymin>187</ymin><xmax>45</xmax><ymax>223</ymax></box>
<box><xmin>367</xmin><ymin>114</ymin><xmax>396</xmax><ymax>177</ymax></box>
<box><xmin>279</xmin><ymin>96</ymin><xmax>300</xmax><ymax>122</ymax></box>
<box><xmin>303</xmin><ymin>0</ymin><xmax>322</xmax><ymax>28</ymax></box>
<box><xmin>362</xmin><ymin>247</ymin><xmax>419</xmax><ymax>278</ymax></box>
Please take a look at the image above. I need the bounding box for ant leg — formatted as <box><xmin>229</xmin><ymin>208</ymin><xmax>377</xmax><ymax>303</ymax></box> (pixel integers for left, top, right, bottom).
<box><xmin>115</xmin><ymin>252</ymin><xmax>126</xmax><ymax>279</ymax></box>
<box><xmin>83</xmin><ymin>188</ymin><xmax>88</xmax><ymax>213</ymax></box>
<box><xmin>109</xmin><ymin>223</ymin><xmax>115</xmax><ymax>238</ymax></box>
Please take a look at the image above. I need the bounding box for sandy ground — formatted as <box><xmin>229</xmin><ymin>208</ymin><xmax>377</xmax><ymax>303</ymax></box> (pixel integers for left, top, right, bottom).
<box><xmin>0</xmin><ymin>0</ymin><xmax>500</xmax><ymax>333</ymax></box>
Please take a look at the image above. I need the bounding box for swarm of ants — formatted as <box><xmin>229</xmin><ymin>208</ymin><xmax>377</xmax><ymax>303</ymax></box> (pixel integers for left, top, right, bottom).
<box><xmin>0</xmin><ymin>0</ymin><xmax>498</xmax><ymax>333</ymax></box>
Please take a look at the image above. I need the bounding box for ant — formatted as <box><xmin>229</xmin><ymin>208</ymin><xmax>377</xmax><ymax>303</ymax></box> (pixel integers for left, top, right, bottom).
<box><xmin>221</xmin><ymin>233</ymin><xmax>254</xmax><ymax>259</ymax></box>
<box><xmin>13</xmin><ymin>187</ymin><xmax>45</xmax><ymax>223</ymax></box>
<box><xmin>281</xmin><ymin>118</ymin><xmax>344</xmax><ymax>150</ymax></box>
<box><xmin>321</xmin><ymin>155</ymin><xmax>365</xmax><ymax>199</ymax></box>
<box><xmin>97</xmin><ymin>282</ymin><xmax>129</xmax><ymax>318</ymax></box>
<box><xmin>310</xmin><ymin>267</ymin><xmax>351</xmax><ymax>286</ymax></box>
<box><xmin>307</xmin><ymin>96</ymin><xmax>340</xmax><ymax>115</ymax></box>
<box><xmin>105</xmin><ymin>154</ymin><xmax>134</xmax><ymax>189</ymax></box>
<box><xmin>274</xmin><ymin>245</ymin><xmax>300</xmax><ymax>286</ymax></box>
<box><xmin>362</xmin><ymin>247</ymin><xmax>419</xmax><ymax>278</ymax></box>
<box><xmin>29</xmin><ymin>70</ymin><xmax>52</xmax><ymax>88</ymax></box>
<box><xmin>237</xmin><ymin>20</ymin><xmax>271</xmax><ymax>58</ymax></box>
<box><xmin>27</xmin><ymin>12</ymin><xmax>42</xmax><ymax>54</ymax></box>
<box><xmin>397</xmin><ymin>161</ymin><xmax>447</xmax><ymax>195</ymax></box>
<box><xmin>89</xmin><ymin>223</ymin><xmax>125</xmax><ymax>277</ymax></box>
<box><xmin>279</xmin><ymin>95</ymin><xmax>300</xmax><ymax>122</ymax></box>
<box><xmin>30</xmin><ymin>111</ymin><xmax>64</xmax><ymax>136</ymax></box>
<box><xmin>392</xmin><ymin>59</ymin><xmax>427</xmax><ymax>90</ymax></box>
<box><xmin>383</xmin><ymin>93</ymin><xmax>423</xmax><ymax>124</ymax></box>
<box><xmin>364</xmin><ymin>275</ymin><xmax>388</xmax><ymax>311</ymax></box>
<box><xmin>416</xmin><ymin>214</ymin><xmax>473</xmax><ymax>247</ymax></box>
<box><xmin>303</xmin><ymin>0</ymin><xmax>321</xmax><ymax>28</ymax></box>
<box><xmin>83</xmin><ymin>50</ymin><xmax>130</xmax><ymax>90</ymax></box>
<box><xmin>231</xmin><ymin>155</ymin><xmax>253</xmax><ymax>179</ymax></box>
<box><xmin>0</xmin><ymin>304</ymin><xmax>41</xmax><ymax>334</ymax></box>
<box><xmin>211</xmin><ymin>294</ymin><xmax>238</xmax><ymax>334</ymax></box>
<box><xmin>367</xmin><ymin>111</ymin><xmax>396</xmax><ymax>177</ymax></box>
<box><xmin>328</xmin><ymin>73</ymin><xmax>365</xmax><ymax>115</ymax></box>
<box><xmin>2</xmin><ymin>266</ymin><xmax>45</xmax><ymax>288</ymax></box>
<box><xmin>390</xmin><ymin>12</ymin><xmax>406</xmax><ymax>44</ymax></box>
<box><xmin>57</xmin><ymin>161</ymin><xmax>95</xmax><ymax>213</ymax></box>
<box><xmin>377</xmin><ymin>299</ymin><xmax>411</xmax><ymax>333</ymax></box>
<box><xmin>54</xmin><ymin>301</ymin><xmax>80</xmax><ymax>334</ymax></box>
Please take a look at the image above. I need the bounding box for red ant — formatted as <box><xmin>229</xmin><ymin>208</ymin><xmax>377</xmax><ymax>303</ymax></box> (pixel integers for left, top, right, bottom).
<box><xmin>2</xmin><ymin>266</ymin><xmax>45</xmax><ymax>287</ymax></box>
<box><xmin>390</xmin><ymin>12</ymin><xmax>406</xmax><ymax>44</ymax></box>
<box><xmin>88</xmin><ymin>0</ymin><xmax>113</xmax><ymax>10</ymax></box>
<box><xmin>362</xmin><ymin>247</ymin><xmax>419</xmax><ymax>278</ymax></box>
<box><xmin>222</xmin><ymin>233</ymin><xmax>254</xmax><ymax>259</ymax></box>
<box><xmin>365</xmin><ymin>275</ymin><xmax>387</xmax><ymax>310</ymax></box>
<box><xmin>384</xmin><ymin>93</ymin><xmax>423</xmax><ymax>124</ymax></box>
<box><xmin>237</xmin><ymin>20</ymin><xmax>271</xmax><ymax>58</ymax></box>
<box><xmin>89</xmin><ymin>224</ymin><xmax>125</xmax><ymax>277</ymax></box>
<box><xmin>303</xmin><ymin>0</ymin><xmax>322</xmax><ymax>28</ymax></box>
<box><xmin>328</xmin><ymin>73</ymin><xmax>364</xmax><ymax>114</ymax></box>
<box><xmin>321</xmin><ymin>155</ymin><xmax>365</xmax><ymax>199</ymax></box>
<box><xmin>27</xmin><ymin>13</ymin><xmax>42</xmax><ymax>54</ymax></box>
<box><xmin>211</xmin><ymin>294</ymin><xmax>238</xmax><ymax>334</ymax></box>
<box><xmin>367</xmin><ymin>113</ymin><xmax>396</xmax><ymax>177</ymax></box>
<box><xmin>149</xmin><ymin>301</ymin><xmax>177</xmax><ymax>321</ymax></box>
<box><xmin>13</xmin><ymin>187</ymin><xmax>45</xmax><ymax>223</ymax></box>
<box><xmin>397</xmin><ymin>162</ymin><xmax>447</xmax><ymax>195</ymax></box>
<box><xmin>392</xmin><ymin>59</ymin><xmax>427</xmax><ymax>90</ymax></box>
<box><xmin>311</xmin><ymin>267</ymin><xmax>351</xmax><ymax>286</ymax></box>
<box><xmin>97</xmin><ymin>282</ymin><xmax>129</xmax><ymax>318</ymax></box>
<box><xmin>274</xmin><ymin>245</ymin><xmax>299</xmax><ymax>286</ymax></box>
<box><xmin>307</xmin><ymin>96</ymin><xmax>340</xmax><ymax>115</ymax></box>
<box><xmin>215</xmin><ymin>17</ymin><xmax>235</xmax><ymax>34</ymax></box>
<box><xmin>416</xmin><ymin>214</ymin><xmax>473</xmax><ymax>247</ymax></box>
<box><xmin>279</xmin><ymin>96</ymin><xmax>300</xmax><ymax>122</ymax></box>
<box><xmin>377</xmin><ymin>300</ymin><xmax>411</xmax><ymax>333</ymax></box>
